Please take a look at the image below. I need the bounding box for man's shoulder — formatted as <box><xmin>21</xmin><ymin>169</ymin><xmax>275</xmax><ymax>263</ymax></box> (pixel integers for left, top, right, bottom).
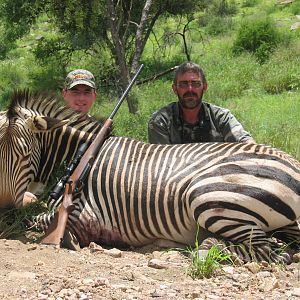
<box><xmin>202</xmin><ymin>101</ymin><xmax>230</xmax><ymax>114</ymax></box>
<box><xmin>150</xmin><ymin>102</ymin><xmax>177</xmax><ymax>122</ymax></box>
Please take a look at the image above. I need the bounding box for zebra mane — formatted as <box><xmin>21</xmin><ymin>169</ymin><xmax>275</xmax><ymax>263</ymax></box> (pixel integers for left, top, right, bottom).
<box><xmin>7</xmin><ymin>89</ymin><xmax>76</xmax><ymax>120</ymax></box>
<box><xmin>5</xmin><ymin>88</ymin><xmax>109</xmax><ymax>135</ymax></box>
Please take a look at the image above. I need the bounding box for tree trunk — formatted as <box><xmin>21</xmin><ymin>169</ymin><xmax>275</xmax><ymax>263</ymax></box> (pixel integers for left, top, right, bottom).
<box><xmin>107</xmin><ymin>0</ymin><xmax>138</xmax><ymax>114</ymax></box>
<box><xmin>131</xmin><ymin>0</ymin><xmax>153</xmax><ymax>73</ymax></box>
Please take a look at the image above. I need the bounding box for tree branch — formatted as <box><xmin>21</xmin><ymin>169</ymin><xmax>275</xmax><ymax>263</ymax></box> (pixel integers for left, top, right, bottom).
<box><xmin>136</xmin><ymin>66</ymin><xmax>178</xmax><ymax>85</ymax></box>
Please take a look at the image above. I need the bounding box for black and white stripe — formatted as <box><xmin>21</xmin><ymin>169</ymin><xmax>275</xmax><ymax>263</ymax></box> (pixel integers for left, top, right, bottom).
<box><xmin>2</xmin><ymin>91</ymin><xmax>300</xmax><ymax>263</ymax></box>
<box><xmin>37</xmin><ymin>135</ymin><xmax>300</xmax><ymax>263</ymax></box>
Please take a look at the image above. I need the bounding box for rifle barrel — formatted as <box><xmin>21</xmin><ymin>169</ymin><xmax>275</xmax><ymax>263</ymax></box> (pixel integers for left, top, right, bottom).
<box><xmin>109</xmin><ymin>64</ymin><xmax>144</xmax><ymax>119</ymax></box>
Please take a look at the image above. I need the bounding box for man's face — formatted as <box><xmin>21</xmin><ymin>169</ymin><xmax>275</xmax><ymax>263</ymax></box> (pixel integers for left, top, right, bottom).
<box><xmin>172</xmin><ymin>71</ymin><xmax>207</xmax><ymax>109</ymax></box>
<box><xmin>62</xmin><ymin>84</ymin><xmax>97</xmax><ymax>114</ymax></box>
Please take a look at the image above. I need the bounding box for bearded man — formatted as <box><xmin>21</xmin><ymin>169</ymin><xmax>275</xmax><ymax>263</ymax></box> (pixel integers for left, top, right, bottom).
<box><xmin>148</xmin><ymin>61</ymin><xmax>255</xmax><ymax>144</ymax></box>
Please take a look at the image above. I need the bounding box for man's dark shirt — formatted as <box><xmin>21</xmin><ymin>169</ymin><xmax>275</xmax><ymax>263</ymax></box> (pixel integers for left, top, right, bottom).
<box><xmin>148</xmin><ymin>102</ymin><xmax>253</xmax><ymax>144</ymax></box>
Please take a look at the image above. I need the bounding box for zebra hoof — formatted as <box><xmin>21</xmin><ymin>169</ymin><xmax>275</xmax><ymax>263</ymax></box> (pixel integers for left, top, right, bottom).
<box><xmin>271</xmin><ymin>252</ymin><xmax>292</xmax><ymax>265</ymax></box>
<box><xmin>61</xmin><ymin>230</ymin><xmax>80</xmax><ymax>251</ymax></box>
<box><xmin>22</xmin><ymin>192</ymin><xmax>37</xmax><ymax>206</ymax></box>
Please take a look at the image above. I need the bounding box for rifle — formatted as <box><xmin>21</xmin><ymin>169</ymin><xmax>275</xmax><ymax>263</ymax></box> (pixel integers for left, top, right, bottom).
<box><xmin>41</xmin><ymin>64</ymin><xmax>144</xmax><ymax>246</ymax></box>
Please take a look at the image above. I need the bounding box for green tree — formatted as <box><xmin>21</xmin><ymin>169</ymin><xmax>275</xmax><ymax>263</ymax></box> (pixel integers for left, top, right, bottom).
<box><xmin>0</xmin><ymin>0</ymin><xmax>204</xmax><ymax>113</ymax></box>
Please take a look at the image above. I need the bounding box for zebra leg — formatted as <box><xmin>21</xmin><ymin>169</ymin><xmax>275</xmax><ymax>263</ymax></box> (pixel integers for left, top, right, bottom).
<box><xmin>270</xmin><ymin>221</ymin><xmax>300</xmax><ymax>250</ymax></box>
<box><xmin>194</xmin><ymin>215</ymin><xmax>292</xmax><ymax>264</ymax></box>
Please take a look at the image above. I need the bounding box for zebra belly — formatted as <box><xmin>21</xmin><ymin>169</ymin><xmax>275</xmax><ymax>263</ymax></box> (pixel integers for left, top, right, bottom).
<box><xmin>71</xmin><ymin>198</ymin><xmax>198</xmax><ymax>248</ymax></box>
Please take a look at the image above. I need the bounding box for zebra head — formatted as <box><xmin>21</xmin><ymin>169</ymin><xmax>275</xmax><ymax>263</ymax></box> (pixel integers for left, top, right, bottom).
<box><xmin>0</xmin><ymin>90</ymin><xmax>101</xmax><ymax>208</ymax></box>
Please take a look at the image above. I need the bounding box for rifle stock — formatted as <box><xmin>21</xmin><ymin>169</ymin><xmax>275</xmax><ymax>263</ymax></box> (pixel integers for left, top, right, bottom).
<box><xmin>40</xmin><ymin>182</ymin><xmax>75</xmax><ymax>245</ymax></box>
<box><xmin>41</xmin><ymin>64</ymin><xmax>144</xmax><ymax>246</ymax></box>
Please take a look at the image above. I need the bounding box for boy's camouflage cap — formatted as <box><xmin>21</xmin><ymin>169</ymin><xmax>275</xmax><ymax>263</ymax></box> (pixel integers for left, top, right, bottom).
<box><xmin>64</xmin><ymin>69</ymin><xmax>96</xmax><ymax>89</ymax></box>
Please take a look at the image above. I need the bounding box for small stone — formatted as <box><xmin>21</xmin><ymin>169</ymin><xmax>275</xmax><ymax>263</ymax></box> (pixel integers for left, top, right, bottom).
<box><xmin>104</xmin><ymin>248</ymin><xmax>122</xmax><ymax>258</ymax></box>
<box><xmin>262</xmin><ymin>278</ymin><xmax>280</xmax><ymax>291</ymax></box>
<box><xmin>111</xmin><ymin>284</ymin><xmax>127</xmax><ymax>291</ymax></box>
<box><xmin>151</xmin><ymin>289</ymin><xmax>165</xmax><ymax>297</ymax></box>
<box><xmin>82</xmin><ymin>278</ymin><xmax>94</xmax><ymax>286</ymax></box>
<box><xmin>191</xmin><ymin>291</ymin><xmax>202</xmax><ymax>298</ymax></box>
<box><xmin>207</xmin><ymin>295</ymin><xmax>221</xmax><ymax>299</ymax></box>
<box><xmin>27</xmin><ymin>245</ymin><xmax>37</xmax><ymax>251</ymax></box>
<box><xmin>291</xmin><ymin>22</ymin><xmax>300</xmax><ymax>30</ymax></box>
<box><xmin>89</xmin><ymin>242</ymin><xmax>104</xmax><ymax>253</ymax></box>
<box><xmin>222</xmin><ymin>266</ymin><xmax>235</xmax><ymax>274</ymax></box>
<box><xmin>193</xmin><ymin>249</ymin><xmax>209</xmax><ymax>260</ymax></box>
<box><xmin>245</xmin><ymin>262</ymin><xmax>260</xmax><ymax>274</ymax></box>
<box><xmin>293</xmin><ymin>252</ymin><xmax>300</xmax><ymax>263</ymax></box>
<box><xmin>260</xmin><ymin>260</ymin><xmax>269</xmax><ymax>267</ymax></box>
<box><xmin>257</xmin><ymin>271</ymin><xmax>272</xmax><ymax>278</ymax></box>
<box><xmin>292</xmin><ymin>288</ymin><xmax>300</xmax><ymax>297</ymax></box>
<box><xmin>148</xmin><ymin>259</ymin><xmax>168</xmax><ymax>269</ymax></box>
<box><xmin>94</xmin><ymin>277</ymin><xmax>109</xmax><ymax>287</ymax></box>
<box><xmin>159</xmin><ymin>284</ymin><xmax>168</xmax><ymax>289</ymax></box>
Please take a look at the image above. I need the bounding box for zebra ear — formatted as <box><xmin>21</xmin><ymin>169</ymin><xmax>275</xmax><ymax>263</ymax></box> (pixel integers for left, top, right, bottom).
<box><xmin>27</xmin><ymin>116</ymin><xmax>69</xmax><ymax>132</ymax></box>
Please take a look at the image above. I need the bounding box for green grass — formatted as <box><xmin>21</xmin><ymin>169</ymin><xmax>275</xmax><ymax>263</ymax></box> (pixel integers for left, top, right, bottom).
<box><xmin>184</xmin><ymin>228</ymin><xmax>232</xmax><ymax>279</ymax></box>
<box><xmin>230</xmin><ymin>91</ymin><xmax>300</xmax><ymax>159</ymax></box>
<box><xmin>187</xmin><ymin>244</ymin><xmax>232</xmax><ymax>279</ymax></box>
<box><xmin>0</xmin><ymin>202</ymin><xmax>46</xmax><ymax>239</ymax></box>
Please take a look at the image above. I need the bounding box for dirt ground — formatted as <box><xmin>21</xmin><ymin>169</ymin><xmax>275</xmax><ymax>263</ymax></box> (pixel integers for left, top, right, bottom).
<box><xmin>1</xmin><ymin>233</ymin><xmax>300</xmax><ymax>300</ymax></box>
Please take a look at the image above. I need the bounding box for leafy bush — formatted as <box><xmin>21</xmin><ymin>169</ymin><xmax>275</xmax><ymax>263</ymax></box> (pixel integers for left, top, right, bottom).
<box><xmin>208</xmin><ymin>0</ymin><xmax>238</xmax><ymax>17</ymax></box>
<box><xmin>232</xmin><ymin>15</ymin><xmax>281</xmax><ymax>63</ymax></box>
<box><xmin>241</xmin><ymin>0</ymin><xmax>257</xmax><ymax>8</ymax></box>
<box><xmin>205</xmin><ymin>16</ymin><xmax>234</xmax><ymax>36</ymax></box>
<box><xmin>0</xmin><ymin>62</ymin><xmax>31</xmax><ymax>108</ymax></box>
<box><xmin>290</xmin><ymin>1</ymin><xmax>300</xmax><ymax>15</ymax></box>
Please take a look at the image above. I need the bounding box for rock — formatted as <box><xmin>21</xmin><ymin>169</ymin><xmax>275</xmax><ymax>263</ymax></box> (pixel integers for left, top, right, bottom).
<box><xmin>260</xmin><ymin>260</ymin><xmax>269</xmax><ymax>267</ymax></box>
<box><xmin>151</xmin><ymin>288</ymin><xmax>166</xmax><ymax>297</ymax></box>
<box><xmin>81</xmin><ymin>278</ymin><xmax>94</xmax><ymax>286</ymax></box>
<box><xmin>27</xmin><ymin>245</ymin><xmax>37</xmax><ymax>251</ymax></box>
<box><xmin>277</xmin><ymin>0</ymin><xmax>294</xmax><ymax>5</ymax></box>
<box><xmin>245</xmin><ymin>262</ymin><xmax>260</xmax><ymax>274</ymax></box>
<box><xmin>261</xmin><ymin>277</ymin><xmax>280</xmax><ymax>291</ymax></box>
<box><xmin>293</xmin><ymin>252</ymin><xmax>300</xmax><ymax>262</ymax></box>
<box><xmin>222</xmin><ymin>266</ymin><xmax>235</xmax><ymax>274</ymax></box>
<box><xmin>291</xmin><ymin>22</ymin><xmax>300</xmax><ymax>30</ymax></box>
<box><xmin>292</xmin><ymin>288</ymin><xmax>300</xmax><ymax>297</ymax></box>
<box><xmin>191</xmin><ymin>291</ymin><xmax>202</xmax><ymax>298</ymax></box>
<box><xmin>94</xmin><ymin>277</ymin><xmax>110</xmax><ymax>287</ymax></box>
<box><xmin>206</xmin><ymin>294</ymin><xmax>221</xmax><ymax>299</ymax></box>
<box><xmin>89</xmin><ymin>242</ymin><xmax>104</xmax><ymax>253</ymax></box>
<box><xmin>148</xmin><ymin>259</ymin><xmax>169</xmax><ymax>269</ymax></box>
<box><xmin>104</xmin><ymin>248</ymin><xmax>122</xmax><ymax>257</ymax></box>
<box><xmin>257</xmin><ymin>271</ymin><xmax>273</xmax><ymax>279</ymax></box>
<box><xmin>8</xmin><ymin>271</ymin><xmax>36</xmax><ymax>280</ymax></box>
<box><xmin>195</xmin><ymin>249</ymin><xmax>209</xmax><ymax>260</ymax></box>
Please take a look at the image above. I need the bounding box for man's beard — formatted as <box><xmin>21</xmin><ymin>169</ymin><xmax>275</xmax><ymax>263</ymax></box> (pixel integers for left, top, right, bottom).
<box><xmin>178</xmin><ymin>91</ymin><xmax>203</xmax><ymax>109</ymax></box>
